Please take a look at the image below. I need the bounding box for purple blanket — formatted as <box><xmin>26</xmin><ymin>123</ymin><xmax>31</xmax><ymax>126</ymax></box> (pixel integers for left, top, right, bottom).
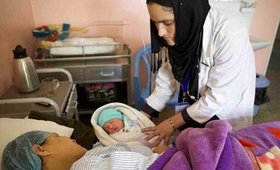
<box><xmin>148</xmin><ymin>120</ymin><xmax>280</xmax><ymax>170</ymax></box>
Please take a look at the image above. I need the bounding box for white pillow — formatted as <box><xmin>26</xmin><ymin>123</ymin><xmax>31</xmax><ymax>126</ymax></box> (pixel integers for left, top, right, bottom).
<box><xmin>0</xmin><ymin>118</ymin><xmax>74</xmax><ymax>169</ymax></box>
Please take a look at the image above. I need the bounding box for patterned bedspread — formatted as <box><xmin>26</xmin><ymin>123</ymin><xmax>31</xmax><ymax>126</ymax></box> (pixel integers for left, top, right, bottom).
<box><xmin>149</xmin><ymin>120</ymin><xmax>280</xmax><ymax>170</ymax></box>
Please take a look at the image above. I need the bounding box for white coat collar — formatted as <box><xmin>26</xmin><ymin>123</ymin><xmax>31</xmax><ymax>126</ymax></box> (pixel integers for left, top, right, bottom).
<box><xmin>202</xmin><ymin>9</ymin><xmax>213</xmax><ymax>58</ymax></box>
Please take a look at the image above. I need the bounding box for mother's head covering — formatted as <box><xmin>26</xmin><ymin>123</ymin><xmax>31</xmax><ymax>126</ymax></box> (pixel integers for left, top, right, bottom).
<box><xmin>146</xmin><ymin>0</ymin><xmax>210</xmax><ymax>89</ymax></box>
<box><xmin>2</xmin><ymin>131</ymin><xmax>52</xmax><ymax>170</ymax></box>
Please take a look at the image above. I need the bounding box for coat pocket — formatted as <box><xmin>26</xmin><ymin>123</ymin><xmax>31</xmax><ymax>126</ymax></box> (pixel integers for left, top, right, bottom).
<box><xmin>199</xmin><ymin>56</ymin><xmax>212</xmax><ymax>91</ymax></box>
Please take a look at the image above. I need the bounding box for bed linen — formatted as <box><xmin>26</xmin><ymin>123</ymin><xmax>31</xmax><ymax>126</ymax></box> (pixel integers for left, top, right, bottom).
<box><xmin>148</xmin><ymin>120</ymin><xmax>280</xmax><ymax>170</ymax></box>
<box><xmin>41</xmin><ymin>37</ymin><xmax>117</xmax><ymax>56</ymax></box>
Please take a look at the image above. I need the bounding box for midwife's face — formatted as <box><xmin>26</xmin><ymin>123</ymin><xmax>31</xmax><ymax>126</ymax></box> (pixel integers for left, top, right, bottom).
<box><xmin>147</xmin><ymin>2</ymin><xmax>176</xmax><ymax>46</ymax></box>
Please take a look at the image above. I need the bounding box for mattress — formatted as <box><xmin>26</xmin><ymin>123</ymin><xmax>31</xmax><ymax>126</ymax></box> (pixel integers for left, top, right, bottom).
<box><xmin>42</xmin><ymin>37</ymin><xmax>118</xmax><ymax>56</ymax></box>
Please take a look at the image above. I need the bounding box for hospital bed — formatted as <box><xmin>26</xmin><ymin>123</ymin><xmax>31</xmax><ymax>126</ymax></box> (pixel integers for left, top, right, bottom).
<box><xmin>2</xmin><ymin>110</ymin><xmax>279</xmax><ymax>170</ymax></box>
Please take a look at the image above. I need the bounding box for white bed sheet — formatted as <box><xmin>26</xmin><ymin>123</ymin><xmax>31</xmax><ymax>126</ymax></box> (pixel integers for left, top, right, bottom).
<box><xmin>42</xmin><ymin>37</ymin><xmax>118</xmax><ymax>56</ymax></box>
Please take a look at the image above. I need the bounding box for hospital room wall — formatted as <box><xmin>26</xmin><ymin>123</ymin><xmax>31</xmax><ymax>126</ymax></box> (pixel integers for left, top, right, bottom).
<box><xmin>0</xmin><ymin>0</ymin><xmax>37</xmax><ymax>95</ymax></box>
<box><xmin>250</xmin><ymin>0</ymin><xmax>280</xmax><ymax>75</ymax></box>
<box><xmin>0</xmin><ymin>0</ymin><xmax>279</xmax><ymax>102</ymax></box>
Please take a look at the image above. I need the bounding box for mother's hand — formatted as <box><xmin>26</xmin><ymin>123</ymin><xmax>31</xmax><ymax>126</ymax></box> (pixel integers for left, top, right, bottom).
<box><xmin>142</xmin><ymin>119</ymin><xmax>175</xmax><ymax>147</ymax></box>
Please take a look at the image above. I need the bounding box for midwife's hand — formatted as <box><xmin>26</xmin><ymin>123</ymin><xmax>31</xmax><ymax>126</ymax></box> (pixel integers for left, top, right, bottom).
<box><xmin>142</xmin><ymin>119</ymin><xmax>174</xmax><ymax>147</ymax></box>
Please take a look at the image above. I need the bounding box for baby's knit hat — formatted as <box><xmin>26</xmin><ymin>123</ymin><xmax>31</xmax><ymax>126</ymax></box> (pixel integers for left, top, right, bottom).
<box><xmin>98</xmin><ymin>108</ymin><xmax>123</xmax><ymax>127</ymax></box>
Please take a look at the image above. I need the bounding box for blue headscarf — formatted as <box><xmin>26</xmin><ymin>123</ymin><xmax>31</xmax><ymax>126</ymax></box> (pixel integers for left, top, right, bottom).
<box><xmin>2</xmin><ymin>131</ymin><xmax>52</xmax><ymax>170</ymax></box>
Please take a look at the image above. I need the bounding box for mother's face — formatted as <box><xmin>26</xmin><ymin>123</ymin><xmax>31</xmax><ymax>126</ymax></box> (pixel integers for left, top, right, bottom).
<box><xmin>147</xmin><ymin>2</ymin><xmax>176</xmax><ymax>46</ymax></box>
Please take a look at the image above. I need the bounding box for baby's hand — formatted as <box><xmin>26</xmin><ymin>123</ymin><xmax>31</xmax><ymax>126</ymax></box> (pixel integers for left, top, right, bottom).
<box><xmin>152</xmin><ymin>145</ymin><xmax>169</xmax><ymax>154</ymax></box>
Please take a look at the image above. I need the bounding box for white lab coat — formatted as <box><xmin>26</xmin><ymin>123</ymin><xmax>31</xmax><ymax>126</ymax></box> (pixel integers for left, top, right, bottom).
<box><xmin>146</xmin><ymin>8</ymin><xmax>256</xmax><ymax>132</ymax></box>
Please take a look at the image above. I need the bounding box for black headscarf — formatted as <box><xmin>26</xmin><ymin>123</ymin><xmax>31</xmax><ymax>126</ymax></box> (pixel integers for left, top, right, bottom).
<box><xmin>147</xmin><ymin>0</ymin><xmax>210</xmax><ymax>98</ymax></box>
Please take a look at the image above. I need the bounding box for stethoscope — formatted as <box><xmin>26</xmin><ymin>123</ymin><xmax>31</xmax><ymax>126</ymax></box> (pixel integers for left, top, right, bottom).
<box><xmin>181</xmin><ymin>31</ymin><xmax>203</xmax><ymax>102</ymax></box>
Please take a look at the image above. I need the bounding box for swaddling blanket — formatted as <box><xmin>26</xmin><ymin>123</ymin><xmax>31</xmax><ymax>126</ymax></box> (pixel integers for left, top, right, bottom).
<box><xmin>91</xmin><ymin>102</ymin><xmax>157</xmax><ymax>147</ymax></box>
<box><xmin>149</xmin><ymin>120</ymin><xmax>280</xmax><ymax>170</ymax></box>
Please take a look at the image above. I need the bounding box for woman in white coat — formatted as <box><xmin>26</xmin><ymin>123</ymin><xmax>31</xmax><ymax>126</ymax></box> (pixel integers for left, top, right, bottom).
<box><xmin>141</xmin><ymin>0</ymin><xmax>256</xmax><ymax>146</ymax></box>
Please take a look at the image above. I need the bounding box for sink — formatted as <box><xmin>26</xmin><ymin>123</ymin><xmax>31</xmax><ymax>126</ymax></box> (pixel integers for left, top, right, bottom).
<box><xmin>250</xmin><ymin>36</ymin><xmax>271</xmax><ymax>51</ymax></box>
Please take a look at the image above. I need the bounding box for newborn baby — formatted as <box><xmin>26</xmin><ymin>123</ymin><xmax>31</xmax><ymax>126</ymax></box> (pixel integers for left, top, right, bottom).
<box><xmin>97</xmin><ymin>108</ymin><xmax>147</xmax><ymax>144</ymax></box>
<box><xmin>93</xmin><ymin>103</ymin><xmax>175</xmax><ymax>148</ymax></box>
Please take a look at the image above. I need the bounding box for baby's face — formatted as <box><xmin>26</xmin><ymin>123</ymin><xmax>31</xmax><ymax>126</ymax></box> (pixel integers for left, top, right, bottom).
<box><xmin>103</xmin><ymin>118</ymin><xmax>124</xmax><ymax>134</ymax></box>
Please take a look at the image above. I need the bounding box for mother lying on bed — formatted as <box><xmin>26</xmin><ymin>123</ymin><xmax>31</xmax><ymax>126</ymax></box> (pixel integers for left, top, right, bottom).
<box><xmin>2</xmin><ymin>130</ymin><xmax>166</xmax><ymax>170</ymax></box>
<box><xmin>2</xmin><ymin>120</ymin><xmax>280</xmax><ymax>170</ymax></box>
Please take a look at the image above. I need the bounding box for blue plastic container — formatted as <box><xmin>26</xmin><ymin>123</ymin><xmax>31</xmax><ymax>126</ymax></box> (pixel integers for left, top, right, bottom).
<box><xmin>253</xmin><ymin>73</ymin><xmax>270</xmax><ymax>116</ymax></box>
